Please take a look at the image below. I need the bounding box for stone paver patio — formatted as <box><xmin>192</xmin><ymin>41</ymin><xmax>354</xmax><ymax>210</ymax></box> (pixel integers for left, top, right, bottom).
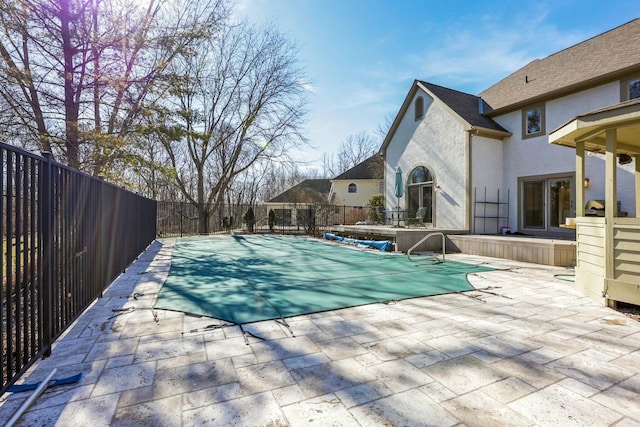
<box><xmin>1</xmin><ymin>238</ymin><xmax>639</xmax><ymax>426</ymax></box>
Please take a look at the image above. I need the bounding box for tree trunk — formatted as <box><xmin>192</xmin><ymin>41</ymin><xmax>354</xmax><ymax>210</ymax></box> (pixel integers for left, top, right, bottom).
<box><xmin>198</xmin><ymin>205</ymin><xmax>209</xmax><ymax>235</ymax></box>
<box><xmin>60</xmin><ymin>0</ymin><xmax>80</xmax><ymax>169</ymax></box>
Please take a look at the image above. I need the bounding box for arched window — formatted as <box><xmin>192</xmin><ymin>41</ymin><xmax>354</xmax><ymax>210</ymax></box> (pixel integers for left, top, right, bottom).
<box><xmin>414</xmin><ymin>96</ymin><xmax>424</xmax><ymax>121</ymax></box>
<box><xmin>407</xmin><ymin>166</ymin><xmax>434</xmax><ymax>224</ymax></box>
<box><xmin>348</xmin><ymin>183</ymin><xmax>357</xmax><ymax>193</ymax></box>
<box><xmin>410</xmin><ymin>166</ymin><xmax>433</xmax><ymax>184</ymax></box>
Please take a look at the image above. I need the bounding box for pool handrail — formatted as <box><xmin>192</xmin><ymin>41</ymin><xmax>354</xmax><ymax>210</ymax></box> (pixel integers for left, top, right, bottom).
<box><xmin>407</xmin><ymin>232</ymin><xmax>446</xmax><ymax>263</ymax></box>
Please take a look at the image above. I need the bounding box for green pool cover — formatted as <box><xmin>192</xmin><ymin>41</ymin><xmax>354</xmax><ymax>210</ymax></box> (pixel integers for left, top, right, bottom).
<box><xmin>154</xmin><ymin>235</ymin><xmax>493</xmax><ymax>324</ymax></box>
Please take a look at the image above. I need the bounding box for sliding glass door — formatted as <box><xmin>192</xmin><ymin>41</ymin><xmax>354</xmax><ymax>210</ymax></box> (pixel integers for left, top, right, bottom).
<box><xmin>523</xmin><ymin>180</ymin><xmax>545</xmax><ymax>229</ymax></box>
<box><xmin>521</xmin><ymin>175</ymin><xmax>574</xmax><ymax>233</ymax></box>
<box><xmin>549</xmin><ymin>178</ymin><xmax>572</xmax><ymax>230</ymax></box>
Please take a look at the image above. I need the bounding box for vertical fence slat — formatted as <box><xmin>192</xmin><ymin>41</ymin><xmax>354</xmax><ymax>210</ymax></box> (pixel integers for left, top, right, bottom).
<box><xmin>14</xmin><ymin>155</ymin><xmax>22</xmax><ymax>370</ymax></box>
<box><xmin>6</xmin><ymin>152</ymin><xmax>14</xmax><ymax>380</ymax></box>
<box><xmin>29</xmin><ymin>157</ymin><xmax>37</xmax><ymax>358</ymax></box>
<box><xmin>40</xmin><ymin>153</ymin><xmax>53</xmax><ymax>358</ymax></box>
<box><xmin>0</xmin><ymin>147</ymin><xmax>5</xmax><ymax>385</ymax></box>
<box><xmin>21</xmin><ymin>157</ymin><xmax>29</xmax><ymax>361</ymax></box>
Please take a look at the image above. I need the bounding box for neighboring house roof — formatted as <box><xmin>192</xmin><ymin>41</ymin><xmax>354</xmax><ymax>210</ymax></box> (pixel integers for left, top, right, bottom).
<box><xmin>380</xmin><ymin>80</ymin><xmax>509</xmax><ymax>153</ymax></box>
<box><xmin>333</xmin><ymin>154</ymin><xmax>384</xmax><ymax>180</ymax></box>
<box><xmin>480</xmin><ymin>18</ymin><xmax>640</xmax><ymax>113</ymax></box>
<box><xmin>267</xmin><ymin>179</ymin><xmax>331</xmax><ymax>204</ymax></box>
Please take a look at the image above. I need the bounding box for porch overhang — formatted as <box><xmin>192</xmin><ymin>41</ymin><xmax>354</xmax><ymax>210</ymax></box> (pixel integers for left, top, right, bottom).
<box><xmin>549</xmin><ymin>98</ymin><xmax>640</xmax><ymax>155</ymax></box>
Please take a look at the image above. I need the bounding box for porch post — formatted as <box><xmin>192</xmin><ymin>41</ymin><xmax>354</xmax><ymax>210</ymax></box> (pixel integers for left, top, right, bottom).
<box><xmin>605</xmin><ymin>129</ymin><xmax>617</xmax><ymax>284</ymax></box>
<box><xmin>636</xmin><ymin>154</ymin><xmax>640</xmax><ymax>218</ymax></box>
<box><xmin>605</xmin><ymin>129</ymin><xmax>618</xmax><ymax>219</ymax></box>
<box><xmin>575</xmin><ymin>140</ymin><xmax>585</xmax><ymax>217</ymax></box>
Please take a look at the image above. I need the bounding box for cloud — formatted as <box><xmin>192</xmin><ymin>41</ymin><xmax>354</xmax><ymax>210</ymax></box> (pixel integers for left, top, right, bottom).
<box><xmin>232</xmin><ymin>0</ymin><xmax>263</xmax><ymax>17</ymax></box>
<box><xmin>406</xmin><ymin>12</ymin><xmax>587</xmax><ymax>93</ymax></box>
<box><xmin>347</xmin><ymin>7</ymin><xmax>588</xmax><ymax>97</ymax></box>
<box><xmin>301</xmin><ymin>82</ymin><xmax>317</xmax><ymax>94</ymax></box>
<box><xmin>337</xmin><ymin>84</ymin><xmax>386</xmax><ymax>109</ymax></box>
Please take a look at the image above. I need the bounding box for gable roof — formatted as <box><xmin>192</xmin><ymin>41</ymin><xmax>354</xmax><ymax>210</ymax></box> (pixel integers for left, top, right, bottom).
<box><xmin>267</xmin><ymin>179</ymin><xmax>331</xmax><ymax>204</ymax></box>
<box><xmin>333</xmin><ymin>154</ymin><xmax>383</xmax><ymax>180</ymax></box>
<box><xmin>480</xmin><ymin>18</ymin><xmax>640</xmax><ymax>114</ymax></box>
<box><xmin>419</xmin><ymin>81</ymin><xmax>508</xmax><ymax>132</ymax></box>
<box><xmin>380</xmin><ymin>80</ymin><xmax>509</xmax><ymax>154</ymax></box>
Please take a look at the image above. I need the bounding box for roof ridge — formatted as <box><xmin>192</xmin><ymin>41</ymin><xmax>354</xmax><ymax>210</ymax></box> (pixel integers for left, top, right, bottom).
<box><xmin>333</xmin><ymin>154</ymin><xmax>383</xmax><ymax>180</ymax></box>
<box><xmin>419</xmin><ymin>80</ymin><xmax>477</xmax><ymax>98</ymax></box>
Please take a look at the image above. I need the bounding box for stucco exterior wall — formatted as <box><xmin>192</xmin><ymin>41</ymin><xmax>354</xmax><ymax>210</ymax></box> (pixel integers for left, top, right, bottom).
<box><xmin>331</xmin><ymin>179</ymin><xmax>383</xmax><ymax>206</ymax></box>
<box><xmin>385</xmin><ymin>90</ymin><xmax>468</xmax><ymax>229</ymax></box>
<box><xmin>492</xmin><ymin>81</ymin><xmax>637</xmax><ymax>231</ymax></box>
<box><xmin>470</xmin><ymin>134</ymin><xmax>505</xmax><ymax>233</ymax></box>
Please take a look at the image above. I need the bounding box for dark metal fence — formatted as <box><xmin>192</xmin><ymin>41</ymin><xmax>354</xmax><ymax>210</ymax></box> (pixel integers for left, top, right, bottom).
<box><xmin>157</xmin><ymin>201</ymin><xmax>382</xmax><ymax>237</ymax></box>
<box><xmin>1</xmin><ymin>144</ymin><xmax>157</xmax><ymax>394</ymax></box>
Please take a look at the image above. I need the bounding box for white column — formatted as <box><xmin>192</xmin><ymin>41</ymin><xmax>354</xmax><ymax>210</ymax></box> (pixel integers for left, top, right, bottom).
<box><xmin>576</xmin><ymin>141</ymin><xmax>585</xmax><ymax>217</ymax></box>
<box><xmin>605</xmin><ymin>129</ymin><xmax>617</xmax><ymax>283</ymax></box>
<box><xmin>636</xmin><ymin>154</ymin><xmax>640</xmax><ymax>218</ymax></box>
<box><xmin>605</xmin><ymin>129</ymin><xmax>617</xmax><ymax>220</ymax></box>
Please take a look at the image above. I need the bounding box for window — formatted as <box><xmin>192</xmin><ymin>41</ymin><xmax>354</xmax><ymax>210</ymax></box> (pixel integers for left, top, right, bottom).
<box><xmin>407</xmin><ymin>166</ymin><xmax>434</xmax><ymax>224</ymax></box>
<box><xmin>348</xmin><ymin>183</ymin><xmax>357</xmax><ymax>193</ymax></box>
<box><xmin>520</xmin><ymin>175</ymin><xmax>574</xmax><ymax>233</ymax></box>
<box><xmin>410</xmin><ymin>166</ymin><xmax>433</xmax><ymax>184</ymax></box>
<box><xmin>522</xmin><ymin>104</ymin><xmax>545</xmax><ymax>138</ymax></box>
<box><xmin>630</xmin><ymin>79</ymin><xmax>640</xmax><ymax>100</ymax></box>
<box><xmin>414</xmin><ymin>96</ymin><xmax>424</xmax><ymax>121</ymax></box>
<box><xmin>620</xmin><ymin>76</ymin><xmax>640</xmax><ymax>101</ymax></box>
<box><xmin>378</xmin><ymin>181</ymin><xmax>384</xmax><ymax>194</ymax></box>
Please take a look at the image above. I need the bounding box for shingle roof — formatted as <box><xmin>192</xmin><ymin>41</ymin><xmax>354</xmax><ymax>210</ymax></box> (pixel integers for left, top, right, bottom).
<box><xmin>267</xmin><ymin>179</ymin><xmax>331</xmax><ymax>204</ymax></box>
<box><xmin>380</xmin><ymin>80</ymin><xmax>510</xmax><ymax>153</ymax></box>
<box><xmin>333</xmin><ymin>154</ymin><xmax>383</xmax><ymax>180</ymax></box>
<box><xmin>480</xmin><ymin>18</ymin><xmax>640</xmax><ymax>113</ymax></box>
<box><xmin>418</xmin><ymin>81</ymin><xmax>508</xmax><ymax>132</ymax></box>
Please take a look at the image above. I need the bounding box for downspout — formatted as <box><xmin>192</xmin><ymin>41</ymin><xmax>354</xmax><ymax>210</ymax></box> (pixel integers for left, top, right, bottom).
<box><xmin>467</xmin><ymin>96</ymin><xmax>484</xmax><ymax>234</ymax></box>
<box><xmin>467</xmin><ymin>127</ymin><xmax>479</xmax><ymax>233</ymax></box>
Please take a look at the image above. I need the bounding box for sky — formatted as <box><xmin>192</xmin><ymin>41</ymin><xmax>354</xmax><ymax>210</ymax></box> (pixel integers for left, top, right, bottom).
<box><xmin>236</xmin><ymin>0</ymin><xmax>639</xmax><ymax>173</ymax></box>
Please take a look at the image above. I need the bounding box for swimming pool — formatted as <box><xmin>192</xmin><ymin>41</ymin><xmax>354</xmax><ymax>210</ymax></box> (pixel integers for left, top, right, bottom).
<box><xmin>154</xmin><ymin>234</ymin><xmax>492</xmax><ymax>325</ymax></box>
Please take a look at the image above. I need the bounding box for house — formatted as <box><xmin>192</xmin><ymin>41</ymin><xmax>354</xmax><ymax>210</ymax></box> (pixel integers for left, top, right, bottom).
<box><xmin>381</xmin><ymin>82</ymin><xmax>511</xmax><ymax>231</ymax></box>
<box><xmin>266</xmin><ymin>179</ymin><xmax>331</xmax><ymax>227</ymax></box>
<box><xmin>381</xmin><ymin>19</ymin><xmax>640</xmax><ymax>306</ymax></box>
<box><xmin>267</xmin><ymin>156</ymin><xmax>385</xmax><ymax>230</ymax></box>
<box><xmin>328</xmin><ymin>154</ymin><xmax>384</xmax><ymax>207</ymax></box>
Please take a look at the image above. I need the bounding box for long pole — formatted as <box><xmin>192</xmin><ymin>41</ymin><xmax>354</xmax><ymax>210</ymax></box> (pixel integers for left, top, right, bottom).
<box><xmin>6</xmin><ymin>369</ymin><xmax>58</xmax><ymax>427</ymax></box>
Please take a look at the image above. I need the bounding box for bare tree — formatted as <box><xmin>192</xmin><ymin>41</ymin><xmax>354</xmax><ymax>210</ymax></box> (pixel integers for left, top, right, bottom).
<box><xmin>253</xmin><ymin>160</ymin><xmax>311</xmax><ymax>203</ymax></box>
<box><xmin>323</xmin><ymin>131</ymin><xmax>378</xmax><ymax>177</ymax></box>
<box><xmin>376</xmin><ymin>111</ymin><xmax>395</xmax><ymax>142</ymax></box>
<box><xmin>156</xmin><ymin>20</ymin><xmax>308</xmax><ymax>234</ymax></box>
<box><xmin>0</xmin><ymin>0</ymin><xmax>228</xmax><ymax>172</ymax></box>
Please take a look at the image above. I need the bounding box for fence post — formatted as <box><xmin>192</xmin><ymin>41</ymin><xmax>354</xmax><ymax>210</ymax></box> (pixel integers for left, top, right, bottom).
<box><xmin>39</xmin><ymin>153</ymin><xmax>53</xmax><ymax>357</ymax></box>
